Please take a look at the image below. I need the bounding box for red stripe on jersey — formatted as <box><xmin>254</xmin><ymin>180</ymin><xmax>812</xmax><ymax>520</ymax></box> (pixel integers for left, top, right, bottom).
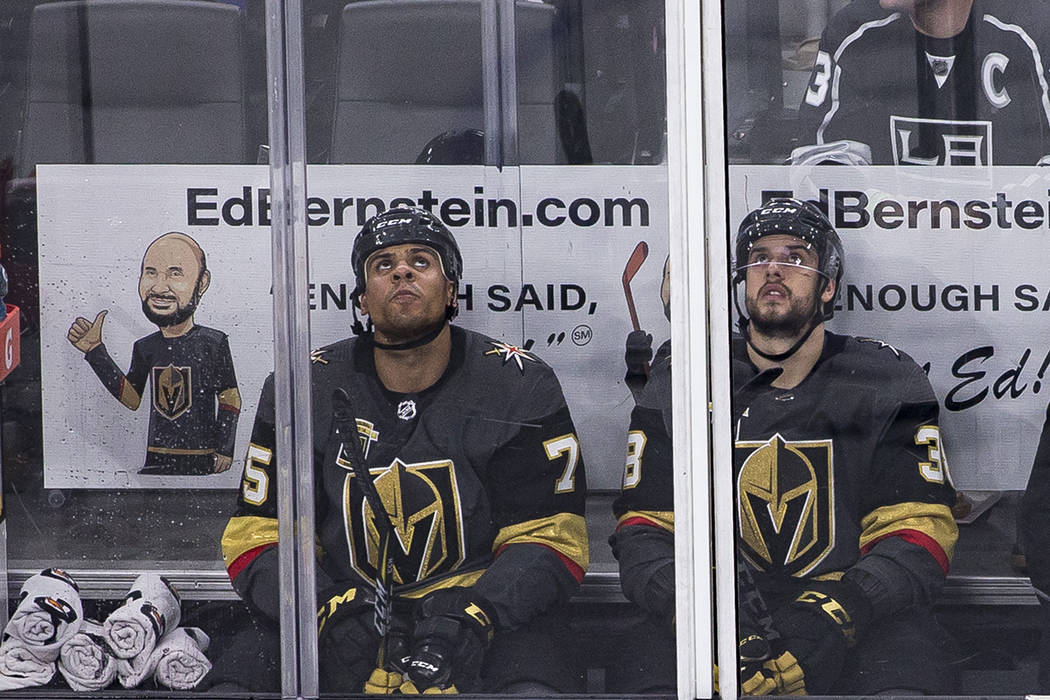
<box><xmin>617</xmin><ymin>516</ymin><xmax>665</xmax><ymax>531</ymax></box>
<box><xmin>495</xmin><ymin>542</ymin><xmax>585</xmax><ymax>583</ymax></box>
<box><xmin>218</xmin><ymin>403</ymin><xmax>241</xmax><ymax>414</ymax></box>
<box><xmin>861</xmin><ymin>528</ymin><xmax>950</xmax><ymax>574</ymax></box>
<box><xmin>227</xmin><ymin>542</ymin><xmax>276</xmax><ymax>581</ymax></box>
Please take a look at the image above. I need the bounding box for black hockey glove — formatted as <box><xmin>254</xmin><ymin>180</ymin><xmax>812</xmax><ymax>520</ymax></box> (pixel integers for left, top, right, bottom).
<box><xmin>404</xmin><ymin>587</ymin><xmax>496</xmax><ymax>693</ymax></box>
<box><xmin>624</xmin><ymin>330</ymin><xmax>654</xmax><ymax>377</ymax></box>
<box><xmin>316</xmin><ymin>586</ymin><xmax>382</xmax><ymax>693</ymax></box>
<box><xmin>768</xmin><ymin>578</ymin><xmax>872</xmax><ymax>695</ymax></box>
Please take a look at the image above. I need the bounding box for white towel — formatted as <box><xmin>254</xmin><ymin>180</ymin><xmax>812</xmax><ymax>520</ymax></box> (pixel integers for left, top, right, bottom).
<box><xmin>4</xmin><ymin>568</ymin><xmax>83</xmax><ymax>661</ymax></box>
<box><xmin>58</xmin><ymin>620</ymin><xmax>116</xmax><ymax>691</ymax></box>
<box><xmin>103</xmin><ymin>573</ymin><xmax>181</xmax><ymax>660</ymax></box>
<box><xmin>115</xmin><ymin>648</ymin><xmax>158</xmax><ymax>689</ymax></box>
<box><xmin>152</xmin><ymin>627</ymin><xmax>211</xmax><ymax>690</ymax></box>
<box><xmin>0</xmin><ymin>639</ymin><xmax>56</xmax><ymax>690</ymax></box>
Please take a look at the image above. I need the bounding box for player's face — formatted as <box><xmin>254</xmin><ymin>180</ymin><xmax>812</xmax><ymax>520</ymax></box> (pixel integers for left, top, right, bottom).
<box><xmin>359</xmin><ymin>243</ymin><xmax>454</xmax><ymax>342</ymax></box>
<box><xmin>743</xmin><ymin>234</ymin><xmax>833</xmax><ymax>337</ymax></box>
<box><xmin>139</xmin><ymin>236</ymin><xmax>208</xmax><ymax>328</ymax></box>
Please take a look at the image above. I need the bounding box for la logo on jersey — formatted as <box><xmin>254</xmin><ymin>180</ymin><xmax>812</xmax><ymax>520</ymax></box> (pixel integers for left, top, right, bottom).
<box><xmin>891</xmin><ymin>116</ymin><xmax>993</xmax><ymax>165</ymax></box>
<box><xmin>735</xmin><ymin>433</ymin><xmax>834</xmax><ymax>576</ymax></box>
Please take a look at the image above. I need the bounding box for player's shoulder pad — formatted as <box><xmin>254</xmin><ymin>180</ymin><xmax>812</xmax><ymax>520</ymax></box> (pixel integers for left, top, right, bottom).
<box><xmin>309</xmin><ymin>337</ymin><xmax>354</xmax><ymax>369</ymax></box>
<box><xmin>822</xmin><ymin>0</ymin><xmax>904</xmax><ymax>48</ymax></box>
<box><xmin>192</xmin><ymin>325</ymin><xmax>228</xmax><ymax>343</ymax></box>
<box><xmin>460</xmin><ymin>328</ymin><xmax>566</xmax><ymax>400</ymax></box>
<box><xmin>466</xmin><ymin>329</ymin><xmax>555</xmax><ymax>375</ymax></box>
<box><xmin>841</xmin><ymin>334</ymin><xmax>928</xmax><ymax>383</ymax></box>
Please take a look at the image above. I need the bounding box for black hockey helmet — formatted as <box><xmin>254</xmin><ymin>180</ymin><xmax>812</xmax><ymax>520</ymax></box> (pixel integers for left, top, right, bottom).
<box><xmin>415</xmin><ymin>128</ymin><xmax>485</xmax><ymax>165</ymax></box>
<box><xmin>350</xmin><ymin>206</ymin><xmax>463</xmax><ymax>322</ymax></box>
<box><xmin>734</xmin><ymin>197</ymin><xmax>844</xmax><ymax>320</ymax></box>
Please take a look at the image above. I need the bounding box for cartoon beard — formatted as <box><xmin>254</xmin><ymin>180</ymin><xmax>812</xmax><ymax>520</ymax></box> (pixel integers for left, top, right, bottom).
<box><xmin>141</xmin><ymin>277</ymin><xmax>204</xmax><ymax>328</ymax></box>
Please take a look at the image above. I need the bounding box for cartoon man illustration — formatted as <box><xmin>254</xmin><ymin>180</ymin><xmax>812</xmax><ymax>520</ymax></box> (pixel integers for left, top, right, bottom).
<box><xmin>68</xmin><ymin>231</ymin><xmax>240</xmax><ymax>475</ymax></box>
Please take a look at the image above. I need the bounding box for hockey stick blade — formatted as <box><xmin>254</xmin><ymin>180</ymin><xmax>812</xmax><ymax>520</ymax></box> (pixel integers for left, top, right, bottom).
<box><xmin>331</xmin><ymin>388</ymin><xmax>397</xmax><ymax>655</ymax></box>
<box><xmin>622</xmin><ymin>240</ymin><xmax>650</xmax><ymax>333</ymax></box>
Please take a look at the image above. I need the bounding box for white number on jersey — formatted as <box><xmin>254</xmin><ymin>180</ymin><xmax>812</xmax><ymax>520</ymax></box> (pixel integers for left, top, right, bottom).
<box><xmin>915</xmin><ymin>425</ymin><xmax>951</xmax><ymax>484</ymax></box>
<box><xmin>241</xmin><ymin>443</ymin><xmax>272</xmax><ymax>506</ymax></box>
<box><xmin>622</xmin><ymin>430</ymin><xmax>647</xmax><ymax>490</ymax></box>
<box><xmin>545</xmin><ymin>434</ymin><xmax>582</xmax><ymax>493</ymax></box>
<box><xmin>805</xmin><ymin>50</ymin><xmax>833</xmax><ymax>107</ymax></box>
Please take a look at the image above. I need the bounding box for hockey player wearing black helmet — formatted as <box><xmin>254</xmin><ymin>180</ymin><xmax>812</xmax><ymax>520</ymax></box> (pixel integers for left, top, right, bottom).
<box><xmin>350</xmin><ymin>206</ymin><xmax>463</xmax><ymax>351</ymax></box>
<box><xmin>733</xmin><ymin>196</ymin><xmax>843</xmax><ymax>369</ymax></box>
<box><xmin>219</xmin><ymin>205</ymin><xmax>588</xmax><ymax>695</ymax></box>
<box><xmin>730</xmin><ymin>198</ymin><xmax>959</xmax><ymax>695</ymax></box>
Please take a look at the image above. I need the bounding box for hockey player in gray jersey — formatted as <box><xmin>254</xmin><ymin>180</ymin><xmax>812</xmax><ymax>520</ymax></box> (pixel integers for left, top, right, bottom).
<box><xmin>732</xmin><ymin>198</ymin><xmax>959</xmax><ymax>694</ymax></box>
<box><xmin>794</xmin><ymin>0</ymin><xmax>1050</xmax><ymax>166</ymax></box>
<box><xmin>219</xmin><ymin>207</ymin><xmax>587</xmax><ymax>694</ymax></box>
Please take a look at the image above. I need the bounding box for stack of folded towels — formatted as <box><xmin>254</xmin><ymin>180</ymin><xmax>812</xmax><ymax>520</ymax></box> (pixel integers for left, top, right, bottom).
<box><xmin>0</xmin><ymin>569</ymin><xmax>211</xmax><ymax>691</ymax></box>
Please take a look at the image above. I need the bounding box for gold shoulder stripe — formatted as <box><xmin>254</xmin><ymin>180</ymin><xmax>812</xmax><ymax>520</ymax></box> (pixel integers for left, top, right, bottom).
<box><xmin>218</xmin><ymin>387</ymin><xmax>242</xmax><ymax>410</ymax></box>
<box><xmin>221</xmin><ymin>515</ymin><xmax>279</xmax><ymax>568</ymax></box>
<box><xmin>617</xmin><ymin>509</ymin><xmax>675</xmax><ymax>533</ymax></box>
<box><xmin>493</xmin><ymin>513</ymin><xmax>589</xmax><ymax>571</ymax></box>
<box><xmin>859</xmin><ymin>502</ymin><xmax>958</xmax><ymax>562</ymax></box>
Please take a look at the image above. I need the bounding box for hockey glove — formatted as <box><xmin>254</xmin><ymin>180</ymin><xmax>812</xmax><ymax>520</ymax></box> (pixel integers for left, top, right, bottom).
<box><xmin>768</xmin><ymin>578</ymin><xmax>872</xmax><ymax>695</ymax></box>
<box><xmin>624</xmin><ymin>330</ymin><xmax>654</xmax><ymax>377</ymax></box>
<box><xmin>316</xmin><ymin>587</ymin><xmax>383</xmax><ymax>693</ymax></box>
<box><xmin>405</xmin><ymin>588</ymin><xmax>496</xmax><ymax>693</ymax></box>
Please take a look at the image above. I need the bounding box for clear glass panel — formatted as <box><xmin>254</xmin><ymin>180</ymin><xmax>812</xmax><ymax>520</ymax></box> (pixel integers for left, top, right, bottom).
<box><xmin>304</xmin><ymin>0</ymin><xmax>486</xmax><ymax>164</ymax></box>
<box><xmin>260</xmin><ymin>0</ymin><xmax>679</xmax><ymax>695</ymax></box>
<box><xmin>1</xmin><ymin>0</ymin><xmax>278</xmax><ymax>694</ymax></box>
<box><xmin>529</xmin><ymin>0</ymin><xmax>666</xmax><ymax>165</ymax></box>
<box><xmin>724</xmin><ymin>0</ymin><xmax>1049</xmax><ymax>696</ymax></box>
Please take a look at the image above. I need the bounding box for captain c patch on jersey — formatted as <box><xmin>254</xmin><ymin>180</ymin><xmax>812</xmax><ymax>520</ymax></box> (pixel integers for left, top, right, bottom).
<box><xmin>736</xmin><ymin>433</ymin><xmax>834</xmax><ymax>576</ymax></box>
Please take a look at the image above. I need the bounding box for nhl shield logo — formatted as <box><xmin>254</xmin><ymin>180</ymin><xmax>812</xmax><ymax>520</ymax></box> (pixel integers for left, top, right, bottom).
<box><xmin>153</xmin><ymin>364</ymin><xmax>192</xmax><ymax>420</ymax></box>
<box><xmin>344</xmin><ymin>458</ymin><xmax>466</xmax><ymax>586</ymax></box>
<box><xmin>735</xmin><ymin>433</ymin><xmax>834</xmax><ymax>576</ymax></box>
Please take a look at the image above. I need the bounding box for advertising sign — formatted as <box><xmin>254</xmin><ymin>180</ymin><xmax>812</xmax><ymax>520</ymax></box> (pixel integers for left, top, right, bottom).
<box><xmin>38</xmin><ymin>164</ymin><xmax>668</xmax><ymax>489</ymax></box>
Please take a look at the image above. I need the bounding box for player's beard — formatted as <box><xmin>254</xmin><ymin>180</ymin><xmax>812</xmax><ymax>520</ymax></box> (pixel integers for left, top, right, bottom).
<box><xmin>141</xmin><ymin>276</ymin><xmax>204</xmax><ymax>328</ymax></box>
<box><xmin>745</xmin><ymin>288</ymin><xmax>819</xmax><ymax>340</ymax></box>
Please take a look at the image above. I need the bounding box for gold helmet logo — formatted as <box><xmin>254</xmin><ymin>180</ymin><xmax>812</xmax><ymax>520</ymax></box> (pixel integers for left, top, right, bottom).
<box><xmin>736</xmin><ymin>433</ymin><xmax>833</xmax><ymax>576</ymax></box>
<box><xmin>346</xmin><ymin>458</ymin><xmax>465</xmax><ymax>586</ymax></box>
<box><xmin>153</xmin><ymin>364</ymin><xmax>192</xmax><ymax>420</ymax></box>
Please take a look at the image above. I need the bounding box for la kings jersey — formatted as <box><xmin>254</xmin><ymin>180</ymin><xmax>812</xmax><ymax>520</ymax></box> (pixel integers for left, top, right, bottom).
<box><xmin>85</xmin><ymin>325</ymin><xmax>240</xmax><ymax>474</ymax></box>
<box><xmin>733</xmin><ymin>333</ymin><xmax>957</xmax><ymax>597</ymax></box>
<box><xmin>797</xmin><ymin>0</ymin><xmax>1050</xmax><ymax>165</ymax></box>
<box><xmin>222</xmin><ymin>327</ymin><xmax>588</xmax><ymax>626</ymax></box>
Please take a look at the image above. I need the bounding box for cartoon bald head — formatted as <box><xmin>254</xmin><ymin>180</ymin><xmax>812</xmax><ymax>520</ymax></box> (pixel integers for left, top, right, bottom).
<box><xmin>138</xmin><ymin>232</ymin><xmax>210</xmax><ymax>331</ymax></box>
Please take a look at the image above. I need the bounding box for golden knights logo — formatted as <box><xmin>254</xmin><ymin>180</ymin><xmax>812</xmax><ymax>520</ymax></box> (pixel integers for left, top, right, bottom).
<box><xmin>340</xmin><ymin>457</ymin><xmax>466</xmax><ymax>586</ymax></box>
<box><xmin>736</xmin><ymin>433</ymin><xmax>834</xmax><ymax>576</ymax></box>
<box><xmin>153</xmin><ymin>364</ymin><xmax>192</xmax><ymax>420</ymax></box>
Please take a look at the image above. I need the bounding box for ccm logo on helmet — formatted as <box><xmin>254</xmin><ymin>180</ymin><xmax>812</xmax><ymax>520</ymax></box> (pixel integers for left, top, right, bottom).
<box><xmin>373</xmin><ymin>217</ymin><xmax>416</xmax><ymax>230</ymax></box>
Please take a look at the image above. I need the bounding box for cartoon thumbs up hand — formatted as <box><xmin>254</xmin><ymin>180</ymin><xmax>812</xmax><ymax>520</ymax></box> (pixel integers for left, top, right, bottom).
<box><xmin>67</xmin><ymin>310</ymin><xmax>107</xmax><ymax>354</ymax></box>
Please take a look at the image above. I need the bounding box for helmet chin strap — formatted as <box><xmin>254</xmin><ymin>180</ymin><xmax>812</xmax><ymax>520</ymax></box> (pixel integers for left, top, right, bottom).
<box><xmin>735</xmin><ymin>277</ymin><xmax>828</xmax><ymax>363</ymax></box>
<box><xmin>743</xmin><ymin>317</ymin><xmax>820</xmax><ymax>362</ymax></box>
<box><xmin>370</xmin><ymin>319</ymin><xmax>447</xmax><ymax>351</ymax></box>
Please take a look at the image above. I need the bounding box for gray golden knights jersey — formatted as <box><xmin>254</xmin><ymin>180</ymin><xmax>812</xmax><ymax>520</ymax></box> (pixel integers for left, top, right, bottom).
<box><xmin>797</xmin><ymin>0</ymin><xmax>1050</xmax><ymax>165</ymax></box>
<box><xmin>733</xmin><ymin>333</ymin><xmax>957</xmax><ymax>588</ymax></box>
<box><xmin>222</xmin><ymin>326</ymin><xmax>588</xmax><ymax>623</ymax></box>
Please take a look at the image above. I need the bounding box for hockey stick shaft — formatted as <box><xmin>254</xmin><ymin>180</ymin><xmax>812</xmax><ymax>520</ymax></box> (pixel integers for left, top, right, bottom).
<box><xmin>622</xmin><ymin>241</ymin><xmax>650</xmax><ymax>377</ymax></box>
<box><xmin>331</xmin><ymin>388</ymin><xmax>397</xmax><ymax>666</ymax></box>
